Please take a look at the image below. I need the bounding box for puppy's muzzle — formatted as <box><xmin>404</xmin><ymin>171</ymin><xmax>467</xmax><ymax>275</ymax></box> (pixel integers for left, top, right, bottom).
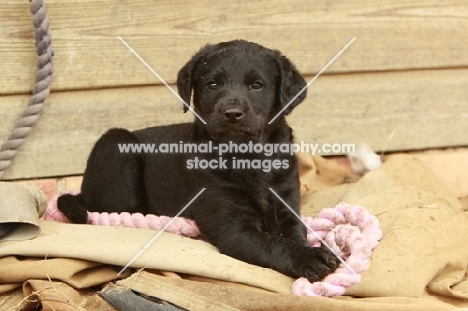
<box><xmin>218</xmin><ymin>98</ymin><xmax>248</xmax><ymax>124</ymax></box>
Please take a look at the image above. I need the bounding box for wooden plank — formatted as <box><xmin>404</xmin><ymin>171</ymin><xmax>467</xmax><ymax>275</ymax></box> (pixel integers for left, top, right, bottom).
<box><xmin>2</xmin><ymin>0</ymin><xmax>468</xmax><ymax>95</ymax></box>
<box><xmin>289</xmin><ymin>69</ymin><xmax>468</xmax><ymax>154</ymax></box>
<box><xmin>0</xmin><ymin>85</ymin><xmax>193</xmax><ymax>180</ymax></box>
<box><xmin>1</xmin><ymin>68</ymin><xmax>467</xmax><ymax>180</ymax></box>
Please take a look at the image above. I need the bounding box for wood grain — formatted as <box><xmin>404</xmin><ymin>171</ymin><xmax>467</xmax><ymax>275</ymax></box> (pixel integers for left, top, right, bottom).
<box><xmin>290</xmin><ymin>69</ymin><xmax>468</xmax><ymax>153</ymax></box>
<box><xmin>1</xmin><ymin>69</ymin><xmax>466</xmax><ymax>180</ymax></box>
<box><xmin>2</xmin><ymin>0</ymin><xmax>468</xmax><ymax>95</ymax></box>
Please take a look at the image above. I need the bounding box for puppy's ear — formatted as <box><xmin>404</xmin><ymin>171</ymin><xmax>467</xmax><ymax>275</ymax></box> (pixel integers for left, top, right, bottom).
<box><xmin>275</xmin><ymin>53</ymin><xmax>307</xmax><ymax>115</ymax></box>
<box><xmin>177</xmin><ymin>44</ymin><xmax>214</xmax><ymax>113</ymax></box>
<box><xmin>177</xmin><ymin>60</ymin><xmax>195</xmax><ymax>113</ymax></box>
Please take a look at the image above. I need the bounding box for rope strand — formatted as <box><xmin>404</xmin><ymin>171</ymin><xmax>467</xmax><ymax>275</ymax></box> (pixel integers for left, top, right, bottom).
<box><xmin>0</xmin><ymin>0</ymin><xmax>53</xmax><ymax>180</ymax></box>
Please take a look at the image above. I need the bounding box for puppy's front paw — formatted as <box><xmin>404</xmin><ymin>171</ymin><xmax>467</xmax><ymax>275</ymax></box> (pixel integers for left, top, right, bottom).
<box><xmin>295</xmin><ymin>246</ymin><xmax>341</xmax><ymax>282</ymax></box>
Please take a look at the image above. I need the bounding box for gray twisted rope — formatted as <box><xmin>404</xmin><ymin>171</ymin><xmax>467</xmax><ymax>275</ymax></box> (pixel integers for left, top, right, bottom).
<box><xmin>0</xmin><ymin>0</ymin><xmax>53</xmax><ymax>180</ymax></box>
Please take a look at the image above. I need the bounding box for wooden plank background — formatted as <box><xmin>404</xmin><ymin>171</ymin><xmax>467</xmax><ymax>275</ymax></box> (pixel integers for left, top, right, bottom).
<box><xmin>1</xmin><ymin>0</ymin><xmax>467</xmax><ymax>179</ymax></box>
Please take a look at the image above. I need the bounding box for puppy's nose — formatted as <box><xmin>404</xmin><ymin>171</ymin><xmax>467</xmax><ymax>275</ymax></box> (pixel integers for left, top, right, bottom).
<box><xmin>222</xmin><ymin>108</ymin><xmax>244</xmax><ymax>123</ymax></box>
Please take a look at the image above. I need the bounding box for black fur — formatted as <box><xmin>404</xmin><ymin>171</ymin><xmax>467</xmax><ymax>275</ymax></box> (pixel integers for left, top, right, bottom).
<box><xmin>58</xmin><ymin>40</ymin><xmax>340</xmax><ymax>282</ymax></box>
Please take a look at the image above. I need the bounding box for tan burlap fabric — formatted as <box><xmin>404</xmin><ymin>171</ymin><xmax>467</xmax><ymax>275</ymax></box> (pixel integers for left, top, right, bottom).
<box><xmin>1</xmin><ymin>154</ymin><xmax>468</xmax><ymax>310</ymax></box>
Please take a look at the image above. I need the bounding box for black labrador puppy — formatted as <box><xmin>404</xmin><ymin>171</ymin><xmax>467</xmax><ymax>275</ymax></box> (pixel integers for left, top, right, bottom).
<box><xmin>58</xmin><ymin>40</ymin><xmax>340</xmax><ymax>282</ymax></box>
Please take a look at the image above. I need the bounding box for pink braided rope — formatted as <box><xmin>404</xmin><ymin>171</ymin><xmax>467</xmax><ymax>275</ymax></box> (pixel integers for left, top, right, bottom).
<box><xmin>293</xmin><ymin>203</ymin><xmax>382</xmax><ymax>296</ymax></box>
<box><xmin>43</xmin><ymin>194</ymin><xmax>381</xmax><ymax>297</ymax></box>
<box><xmin>43</xmin><ymin>193</ymin><xmax>200</xmax><ymax>237</ymax></box>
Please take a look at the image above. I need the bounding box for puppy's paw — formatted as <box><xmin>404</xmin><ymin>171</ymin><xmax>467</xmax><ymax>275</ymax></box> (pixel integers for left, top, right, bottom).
<box><xmin>295</xmin><ymin>246</ymin><xmax>341</xmax><ymax>283</ymax></box>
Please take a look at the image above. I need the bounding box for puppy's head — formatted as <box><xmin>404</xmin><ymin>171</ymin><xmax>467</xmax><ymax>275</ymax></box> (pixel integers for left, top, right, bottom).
<box><xmin>177</xmin><ymin>40</ymin><xmax>307</xmax><ymax>142</ymax></box>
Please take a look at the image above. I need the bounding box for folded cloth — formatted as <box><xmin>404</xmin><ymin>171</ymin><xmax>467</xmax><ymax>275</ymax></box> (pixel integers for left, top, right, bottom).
<box><xmin>0</xmin><ymin>182</ymin><xmax>47</xmax><ymax>241</ymax></box>
<box><xmin>44</xmin><ymin>197</ymin><xmax>382</xmax><ymax>297</ymax></box>
<box><xmin>2</xmin><ymin>154</ymin><xmax>468</xmax><ymax>311</ymax></box>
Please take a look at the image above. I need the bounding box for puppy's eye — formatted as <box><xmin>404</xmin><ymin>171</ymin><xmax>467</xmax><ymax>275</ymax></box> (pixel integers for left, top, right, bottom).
<box><xmin>206</xmin><ymin>82</ymin><xmax>218</xmax><ymax>90</ymax></box>
<box><xmin>250</xmin><ymin>82</ymin><xmax>264</xmax><ymax>91</ymax></box>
